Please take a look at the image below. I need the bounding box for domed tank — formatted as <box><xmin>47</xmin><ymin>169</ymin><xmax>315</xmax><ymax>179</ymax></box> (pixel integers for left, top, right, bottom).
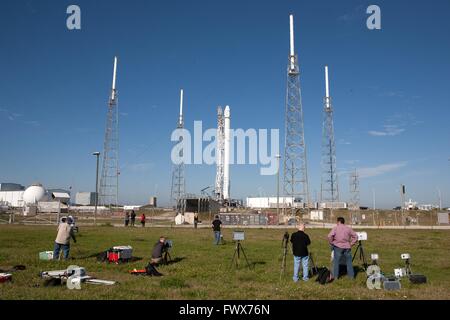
<box><xmin>23</xmin><ymin>183</ymin><xmax>47</xmax><ymax>205</ymax></box>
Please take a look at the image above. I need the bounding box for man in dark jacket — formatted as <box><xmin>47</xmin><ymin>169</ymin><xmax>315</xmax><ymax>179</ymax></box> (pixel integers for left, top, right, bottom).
<box><xmin>151</xmin><ymin>236</ymin><xmax>166</xmax><ymax>264</ymax></box>
<box><xmin>290</xmin><ymin>223</ymin><xmax>311</xmax><ymax>282</ymax></box>
<box><xmin>212</xmin><ymin>215</ymin><xmax>222</xmax><ymax>245</ymax></box>
<box><xmin>130</xmin><ymin>210</ymin><xmax>136</xmax><ymax>227</ymax></box>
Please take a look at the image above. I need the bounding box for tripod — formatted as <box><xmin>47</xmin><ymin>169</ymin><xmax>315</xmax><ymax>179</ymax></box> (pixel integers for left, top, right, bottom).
<box><xmin>352</xmin><ymin>240</ymin><xmax>368</xmax><ymax>270</ymax></box>
<box><xmin>279</xmin><ymin>232</ymin><xmax>290</xmax><ymax>280</ymax></box>
<box><xmin>162</xmin><ymin>250</ymin><xmax>172</xmax><ymax>265</ymax></box>
<box><xmin>231</xmin><ymin>240</ymin><xmax>251</xmax><ymax>269</ymax></box>
<box><xmin>308</xmin><ymin>252</ymin><xmax>319</xmax><ymax>276</ymax></box>
<box><xmin>404</xmin><ymin>258</ymin><xmax>412</xmax><ymax>276</ymax></box>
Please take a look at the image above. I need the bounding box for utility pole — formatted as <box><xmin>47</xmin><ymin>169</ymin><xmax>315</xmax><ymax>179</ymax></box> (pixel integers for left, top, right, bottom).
<box><xmin>93</xmin><ymin>151</ymin><xmax>100</xmax><ymax>226</ymax></box>
<box><xmin>437</xmin><ymin>187</ymin><xmax>442</xmax><ymax>210</ymax></box>
<box><xmin>372</xmin><ymin>188</ymin><xmax>376</xmax><ymax>210</ymax></box>
<box><xmin>400</xmin><ymin>184</ymin><xmax>406</xmax><ymax>225</ymax></box>
<box><xmin>276</xmin><ymin>154</ymin><xmax>281</xmax><ymax>217</ymax></box>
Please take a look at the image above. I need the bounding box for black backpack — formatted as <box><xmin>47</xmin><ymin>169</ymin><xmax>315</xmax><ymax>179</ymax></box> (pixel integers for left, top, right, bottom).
<box><xmin>315</xmin><ymin>267</ymin><xmax>331</xmax><ymax>285</ymax></box>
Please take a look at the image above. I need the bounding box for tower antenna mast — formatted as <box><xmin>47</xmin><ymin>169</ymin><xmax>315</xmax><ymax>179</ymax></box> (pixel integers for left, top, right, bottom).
<box><xmin>99</xmin><ymin>56</ymin><xmax>120</xmax><ymax>211</ymax></box>
<box><xmin>320</xmin><ymin>66</ymin><xmax>339</xmax><ymax>208</ymax></box>
<box><xmin>283</xmin><ymin>14</ymin><xmax>310</xmax><ymax>215</ymax></box>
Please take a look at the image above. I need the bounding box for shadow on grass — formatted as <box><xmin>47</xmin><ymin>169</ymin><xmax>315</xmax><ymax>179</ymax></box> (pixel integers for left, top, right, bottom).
<box><xmin>335</xmin><ymin>264</ymin><xmax>365</xmax><ymax>278</ymax></box>
<box><xmin>162</xmin><ymin>257</ymin><xmax>186</xmax><ymax>266</ymax></box>
<box><xmin>251</xmin><ymin>261</ymin><xmax>266</xmax><ymax>268</ymax></box>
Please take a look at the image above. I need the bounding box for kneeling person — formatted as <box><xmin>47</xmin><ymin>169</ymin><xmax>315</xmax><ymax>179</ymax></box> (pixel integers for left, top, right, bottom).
<box><xmin>151</xmin><ymin>236</ymin><xmax>168</xmax><ymax>265</ymax></box>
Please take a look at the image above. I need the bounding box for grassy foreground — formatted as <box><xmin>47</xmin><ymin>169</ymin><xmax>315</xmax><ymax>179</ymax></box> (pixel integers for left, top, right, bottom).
<box><xmin>0</xmin><ymin>225</ymin><xmax>449</xmax><ymax>300</ymax></box>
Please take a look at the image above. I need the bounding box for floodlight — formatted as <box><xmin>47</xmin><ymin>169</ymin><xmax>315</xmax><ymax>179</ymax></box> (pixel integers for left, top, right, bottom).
<box><xmin>371</xmin><ymin>253</ymin><xmax>379</xmax><ymax>260</ymax></box>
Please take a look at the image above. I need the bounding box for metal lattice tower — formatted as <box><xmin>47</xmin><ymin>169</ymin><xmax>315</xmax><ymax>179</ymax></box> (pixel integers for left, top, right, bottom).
<box><xmin>170</xmin><ymin>89</ymin><xmax>186</xmax><ymax>210</ymax></box>
<box><xmin>320</xmin><ymin>66</ymin><xmax>339</xmax><ymax>203</ymax></box>
<box><xmin>215</xmin><ymin>106</ymin><xmax>225</xmax><ymax>202</ymax></box>
<box><xmin>99</xmin><ymin>57</ymin><xmax>119</xmax><ymax>208</ymax></box>
<box><xmin>283</xmin><ymin>15</ymin><xmax>310</xmax><ymax>212</ymax></box>
<box><xmin>349</xmin><ymin>169</ymin><xmax>360</xmax><ymax>210</ymax></box>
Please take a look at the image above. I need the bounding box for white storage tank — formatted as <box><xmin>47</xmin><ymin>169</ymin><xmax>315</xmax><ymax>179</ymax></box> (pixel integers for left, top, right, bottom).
<box><xmin>23</xmin><ymin>183</ymin><xmax>47</xmax><ymax>205</ymax></box>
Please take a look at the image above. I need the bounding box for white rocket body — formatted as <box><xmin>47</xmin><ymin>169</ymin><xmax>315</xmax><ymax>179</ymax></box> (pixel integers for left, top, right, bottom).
<box><xmin>223</xmin><ymin>105</ymin><xmax>231</xmax><ymax>200</ymax></box>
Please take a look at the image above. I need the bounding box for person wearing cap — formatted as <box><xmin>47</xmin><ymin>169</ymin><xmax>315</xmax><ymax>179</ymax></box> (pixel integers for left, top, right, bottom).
<box><xmin>53</xmin><ymin>217</ymin><xmax>76</xmax><ymax>260</ymax></box>
<box><xmin>290</xmin><ymin>223</ymin><xmax>311</xmax><ymax>282</ymax></box>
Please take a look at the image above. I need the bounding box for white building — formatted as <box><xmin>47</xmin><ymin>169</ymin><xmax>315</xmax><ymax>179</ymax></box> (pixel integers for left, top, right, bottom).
<box><xmin>0</xmin><ymin>190</ymin><xmax>25</xmax><ymax>207</ymax></box>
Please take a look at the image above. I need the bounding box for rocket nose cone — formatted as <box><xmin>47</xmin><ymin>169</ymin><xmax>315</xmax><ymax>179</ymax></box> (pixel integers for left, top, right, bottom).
<box><xmin>224</xmin><ymin>105</ymin><xmax>230</xmax><ymax>117</ymax></box>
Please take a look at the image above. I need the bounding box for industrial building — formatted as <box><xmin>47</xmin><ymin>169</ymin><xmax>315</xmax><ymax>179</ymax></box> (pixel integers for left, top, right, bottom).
<box><xmin>0</xmin><ymin>183</ymin><xmax>25</xmax><ymax>207</ymax></box>
<box><xmin>177</xmin><ymin>194</ymin><xmax>220</xmax><ymax>215</ymax></box>
<box><xmin>75</xmin><ymin>192</ymin><xmax>97</xmax><ymax>206</ymax></box>
<box><xmin>0</xmin><ymin>182</ymin><xmax>72</xmax><ymax>210</ymax></box>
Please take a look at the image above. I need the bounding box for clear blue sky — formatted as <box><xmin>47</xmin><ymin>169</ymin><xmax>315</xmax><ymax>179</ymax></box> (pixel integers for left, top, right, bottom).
<box><xmin>1</xmin><ymin>0</ymin><xmax>449</xmax><ymax>208</ymax></box>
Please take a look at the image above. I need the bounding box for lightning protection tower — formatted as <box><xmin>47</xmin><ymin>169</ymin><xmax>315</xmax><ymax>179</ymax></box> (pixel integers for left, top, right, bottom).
<box><xmin>170</xmin><ymin>89</ymin><xmax>186</xmax><ymax>211</ymax></box>
<box><xmin>99</xmin><ymin>56</ymin><xmax>119</xmax><ymax>209</ymax></box>
<box><xmin>320</xmin><ymin>65</ymin><xmax>339</xmax><ymax>204</ymax></box>
<box><xmin>283</xmin><ymin>14</ymin><xmax>310</xmax><ymax>214</ymax></box>
<box><xmin>215</xmin><ymin>106</ymin><xmax>225</xmax><ymax>202</ymax></box>
<box><xmin>349</xmin><ymin>169</ymin><xmax>360</xmax><ymax>211</ymax></box>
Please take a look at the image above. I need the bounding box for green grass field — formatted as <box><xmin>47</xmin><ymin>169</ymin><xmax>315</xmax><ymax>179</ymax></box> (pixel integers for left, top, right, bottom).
<box><xmin>1</xmin><ymin>225</ymin><xmax>449</xmax><ymax>300</ymax></box>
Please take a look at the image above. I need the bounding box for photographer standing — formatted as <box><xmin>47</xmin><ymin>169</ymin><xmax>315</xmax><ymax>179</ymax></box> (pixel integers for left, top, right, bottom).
<box><xmin>212</xmin><ymin>215</ymin><xmax>222</xmax><ymax>245</ymax></box>
<box><xmin>53</xmin><ymin>217</ymin><xmax>77</xmax><ymax>260</ymax></box>
<box><xmin>290</xmin><ymin>223</ymin><xmax>311</xmax><ymax>282</ymax></box>
<box><xmin>327</xmin><ymin>217</ymin><xmax>358</xmax><ymax>280</ymax></box>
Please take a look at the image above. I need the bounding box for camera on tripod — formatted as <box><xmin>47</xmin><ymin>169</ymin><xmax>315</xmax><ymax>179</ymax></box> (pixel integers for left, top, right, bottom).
<box><xmin>163</xmin><ymin>240</ymin><xmax>173</xmax><ymax>251</ymax></box>
<box><xmin>233</xmin><ymin>231</ymin><xmax>245</xmax><ymax>241</ymax></box>
<box><xmin>356</xmin><ymin>232</ymin><xmax>367</xmax><ymax>241</ymax></box>
<box><xmin>282</xmin><ymin>231</ymin><xmax>289</xmax><ymax>248</ymax></box>
<box><xmin>401</xmin><ymin>253</ymin><xmax>410</xmax><ymax>260</ymax></box>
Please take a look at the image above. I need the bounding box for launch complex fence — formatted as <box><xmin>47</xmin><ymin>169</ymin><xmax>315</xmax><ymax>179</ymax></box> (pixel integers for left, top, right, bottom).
<box><xmin>0</xmin><ymin>208</ymin><xmax>449</xmax><ymax>229</ymax></box>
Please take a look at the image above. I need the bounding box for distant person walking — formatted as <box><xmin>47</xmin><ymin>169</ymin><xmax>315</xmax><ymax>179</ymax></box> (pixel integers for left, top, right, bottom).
<box><xmin>53</xmin><ymin>217</ymin><xmax>76</xmax><ymax>260</ymax></box>
<box><xmin>212</xmin><ymin>215</ymin><xmax>222</xmax><ymax>245</ymax></box>
<box><xmin>290</xmin><ymin>223</ymin><xmax>311</xmax><ymax>282</ymax></box>
<box><xmin>124</xmin><ymin>211</ymin><xmax>130</xmax><ymax>227</ymax></box>
<box><xmin>327</xmin><ymin>217</ymin><xmax>358</xmax><ymax>280</ymax></box>
<box><xmin>140</xmin><ymin>213</ymin><xmax>146</xmax><ymax>227</ymax></box>
<box><xmin>194</xmin><ymin>213</ymin><xmax>199</xmax><ymax>229</ymax></box>
<box><xmin>130</xmin><ymin>210</ymin><xmax>136</xmax><ymax>227</ymax></box>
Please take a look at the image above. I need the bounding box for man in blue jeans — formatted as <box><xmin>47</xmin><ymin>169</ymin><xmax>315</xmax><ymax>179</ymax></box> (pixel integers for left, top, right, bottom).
<box><xmin>327</xmin><ymin>217</ymin><xmax>358</xmax><ymax>279</ymax></box>
<box><xmin>53</xmin><ymin>217</ymin><xmax>77</xmax><ymax>260</ymax></box>
<box><xmin>212</xmin><ymin>215</ymin><xmax>222</xmax><ymax>245</ymax></box>
<box><xmin>290</xmin><ymin>223</ymin><xmax>311</xmax><ymax>282</ymax></box>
